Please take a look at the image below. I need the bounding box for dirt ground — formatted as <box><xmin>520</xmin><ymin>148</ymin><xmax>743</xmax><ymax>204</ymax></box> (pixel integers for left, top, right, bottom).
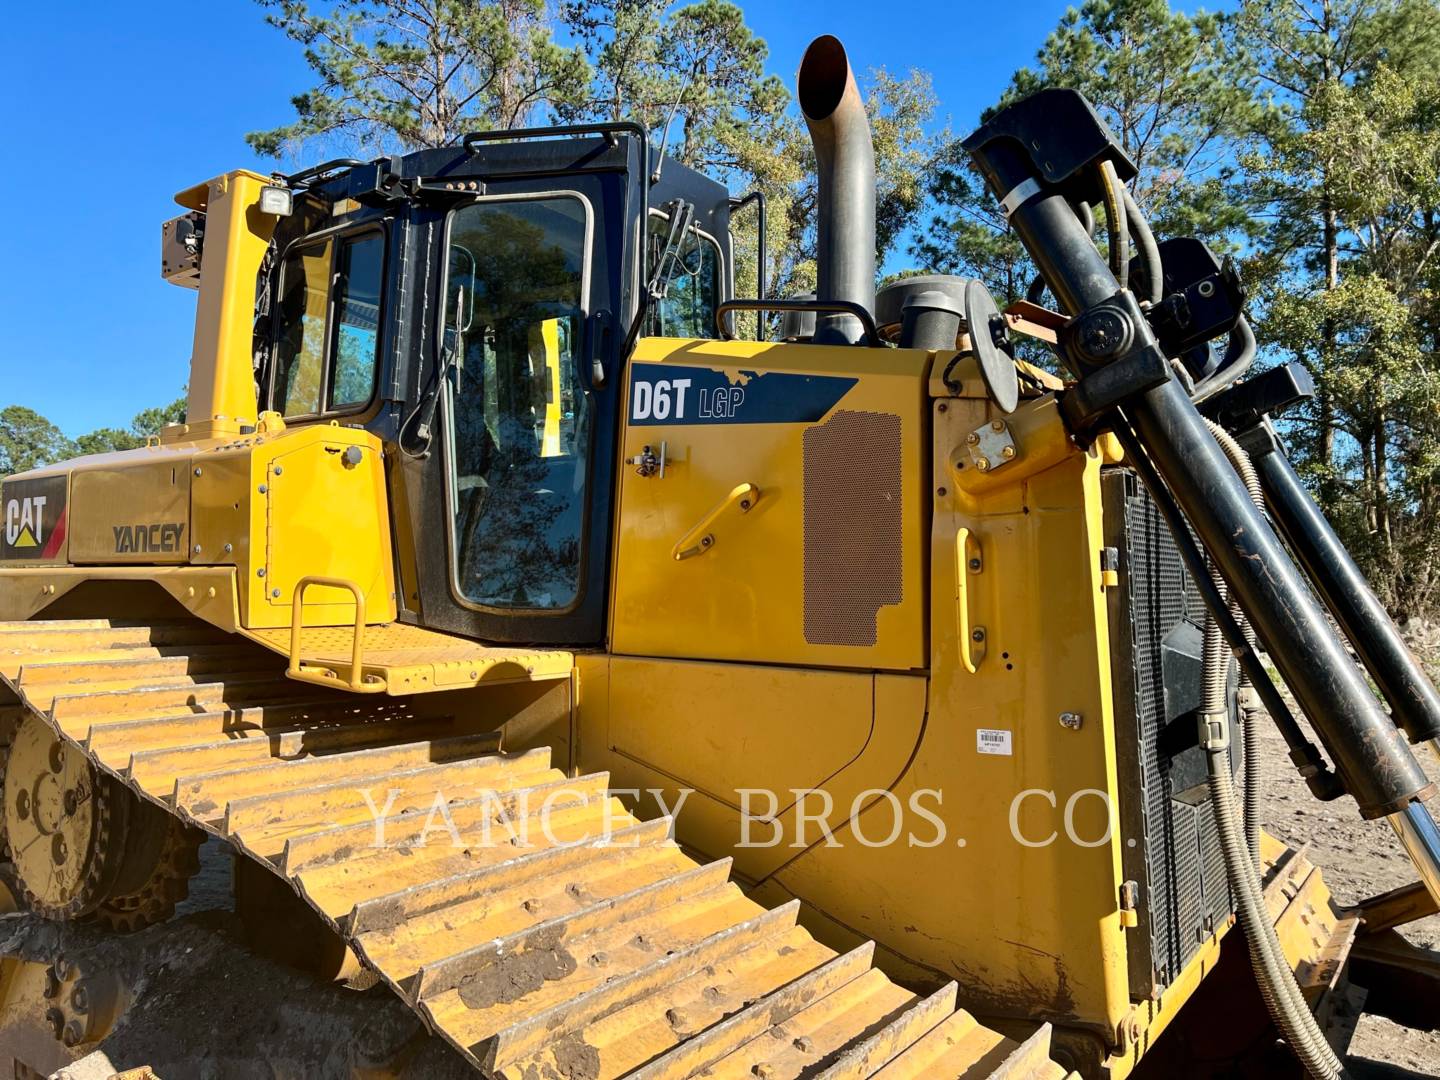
<box><xmin>3</xmin><ymin>638</ymin><xmax>1440</xmax><ymax>1076</ymax></box>
<box><xmin>1257</xmin><ymin>622</ymin><xmax>1440</xmax><ymax>1078</ymax></box>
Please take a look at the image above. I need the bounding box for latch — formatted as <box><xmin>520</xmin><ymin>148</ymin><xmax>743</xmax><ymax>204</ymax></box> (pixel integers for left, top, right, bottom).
<box><xmin>1119</xmin><ymin>879</ymin><xmax>1141</xmax><ymax>929</ymax></box>
<box><xmin>627</xmin><ymin>442</ymin><xmax>667</xmax><ymax>479</ymax></box>
<box><xmin>1099</xmin><ymin>546</ymin><xmax>1119</xmax><ymax>589</ymax></box>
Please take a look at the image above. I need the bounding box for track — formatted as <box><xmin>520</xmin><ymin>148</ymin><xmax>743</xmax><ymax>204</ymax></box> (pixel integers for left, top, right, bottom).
<box><xmin>0</xmin><ymin>619</ymin><xmax>1072</xmax><ymax>1079</ymax></box>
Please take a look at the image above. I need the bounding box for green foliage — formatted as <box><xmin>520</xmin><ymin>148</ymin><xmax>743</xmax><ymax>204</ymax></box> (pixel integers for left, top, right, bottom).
<box><xmin>0</xmin><ymin>396</ymin><xmax>188</xmax><ymax>476</ymax></box>
<box><xmin>247</xmin><ymin>0</ymin><xmax>590</xmax><ymax>154</ymax></box>
<box><xmin>914</xmin><ymin>0</ymin><xmax>1262</xmax><ymax>316</ymax></box>
<box><xmin>1235</xmin><ymin>0</ymin><xmax>1440</xmax><ymax>612</ymax></box>
<box><xmin>1008</xmin><ymin>0</ymin><xmax>1262</xmax><ymax>242</ymax></box>
<box><xmin>555</xmin><ymin>2</ymin><xmax>940</xmax><ymax>334</ymax></box>
<box><xmin>0</xmin><ymin>407</ymin><xmax>73</xmax><ymax>476</ymax></box>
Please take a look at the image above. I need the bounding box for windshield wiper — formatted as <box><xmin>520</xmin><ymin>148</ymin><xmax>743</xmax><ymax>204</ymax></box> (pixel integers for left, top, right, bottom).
<box><xmin>618</xmin><ymin>199</ymin><xmax>695</xmax><ymax>362</ymax></box>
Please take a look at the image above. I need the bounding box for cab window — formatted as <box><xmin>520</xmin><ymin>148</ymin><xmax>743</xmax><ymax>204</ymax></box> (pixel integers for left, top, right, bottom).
<box><xmin>643</xmin><ymin>212</ymin><xmax>721</xmax><ymax>338</ymax></box>
<box><xmin>443</xmin><ymin>195</ymin><xmax>591</xmax><ymax>611</ymax></box>
<box><xmin>273</xmin><ymin>231</ymin><xmax>383</xmax><ymax>417</ymax></box>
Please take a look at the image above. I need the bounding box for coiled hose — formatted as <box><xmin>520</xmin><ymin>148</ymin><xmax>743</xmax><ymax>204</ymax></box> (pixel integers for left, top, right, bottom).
<box><xmin>1202</xmin><ymin>420</ymin><xmax>1349</xmax><ymax>1079</ymax></box>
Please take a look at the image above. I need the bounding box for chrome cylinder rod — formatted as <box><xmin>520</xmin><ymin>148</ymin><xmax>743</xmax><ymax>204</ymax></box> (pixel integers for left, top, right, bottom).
<box><xmin>1388</xmin><ymin>800</ymin><xmax>1440</xmax><ymax>907</ymax></box>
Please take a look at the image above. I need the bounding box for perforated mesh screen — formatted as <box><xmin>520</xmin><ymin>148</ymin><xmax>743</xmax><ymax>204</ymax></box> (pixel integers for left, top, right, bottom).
<box><xmin>1106</xmin><ymin>468</ymin><xmax>1235</xmax><ymax>995</ymax></box>
<box><xmin>801</xmin><ymin>411</ymin><xmax>903</xmax><ymax>646</ymax></box>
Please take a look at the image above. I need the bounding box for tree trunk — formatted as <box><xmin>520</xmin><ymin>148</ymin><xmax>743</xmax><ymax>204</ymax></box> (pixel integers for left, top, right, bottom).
<box><xmin>1374</xmin><ymin>405</ymin><xmax>1392</xmax><ymax>550</ymax></box>
<box><xmin>1316</xmin><ymin>0</ymin><xmax>1339</xmax><ymax>508</ymax></box>
<box><xmin>1318</xmin><ymin>191</ymin><xmax>1339</xmax><ymax>507</ymax></box>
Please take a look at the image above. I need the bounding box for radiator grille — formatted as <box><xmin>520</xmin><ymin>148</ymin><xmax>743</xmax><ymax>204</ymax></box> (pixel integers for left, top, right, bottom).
<box><xmin>802</xmin><ymin>411</ymin><xmax>903</xmax><ymax>646</ymax></box>
<box><xmin>1104</xmin><ymin>468</ymin><xmax>1237</xmax><ymax>998</ymax></box>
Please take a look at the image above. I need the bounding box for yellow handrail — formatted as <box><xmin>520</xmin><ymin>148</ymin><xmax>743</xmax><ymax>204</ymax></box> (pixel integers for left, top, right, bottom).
<box><xmin>956</xmin><ymin>528</ymin><xmax>986</xmax><ymax>674</ymax></box>
<box><xmin>287</xmin><ymin>576</ymin><xmax>386</xmax><ymax>693</ymax></box>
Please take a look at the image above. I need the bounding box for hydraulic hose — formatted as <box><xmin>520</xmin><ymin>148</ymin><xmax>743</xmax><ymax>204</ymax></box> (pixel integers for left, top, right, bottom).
<box><xmin>1199</xmin><ymin>424</ymin><xmax>1348</xmax><ymax>1078</ymax></box>
<box><xmin>1192</xmin><ymin>316</ymin><xmax>1258</xmax><ymax>403</ymax></box>
<box><xmin>1098</xmin><ymin>160</ymin><xmax>1129</xmax><ymax>291</ymax></box>
<box><xmin>1124</xmin><ymin>186</ymin><xmax>1162</xmax><ymax>307</ymax></box>
<box><xmin>1207</xmin><ymin>418</ymin><xmax>1266</xmax><ymax>867</ymax></box>
<box><xmin>1206</xmin><ymin>733</ymin><xmax>1347</xmax><ymax>1079</ymax></box>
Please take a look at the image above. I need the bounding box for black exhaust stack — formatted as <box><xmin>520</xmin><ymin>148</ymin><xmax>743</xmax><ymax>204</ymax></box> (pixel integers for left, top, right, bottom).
<box><xmin>798</xmin><ymin>36</ymin><xmax>876</xmax><ymax>345</ymax></box>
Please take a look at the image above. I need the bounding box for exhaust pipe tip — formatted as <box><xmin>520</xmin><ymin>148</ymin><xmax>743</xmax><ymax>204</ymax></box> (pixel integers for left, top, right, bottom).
<box><xmin>797</xmin><ymin>35</ymin><xmax>876</xmax><ymax>346</ymax></box>
<box><xmin>798</xmin><ymin>35</ymin><xmax>853</xmax><ymax>123</ymax></box>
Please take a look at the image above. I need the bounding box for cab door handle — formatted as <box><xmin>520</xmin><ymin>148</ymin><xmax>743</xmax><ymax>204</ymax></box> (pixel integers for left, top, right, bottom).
<box><xmin>673</xmin><ymin>483</ymin><xmax>761</xmax><ymax>560</ymax></box>
<box><xmin>582</xmin><ymin>308</ymin><xmax>613</xmax><ymax>389</ymax></box>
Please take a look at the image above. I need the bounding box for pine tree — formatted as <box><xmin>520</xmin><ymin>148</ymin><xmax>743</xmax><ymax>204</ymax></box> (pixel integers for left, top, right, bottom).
<box><xmin>247</xmin><ymin>0</ymin><xmax>591</xmax><ymax>155</ymax></box>
<box><xmin>914</xmin><ymin>0</ymin><xmax>1261</xmax><ymax>302</ymax></box>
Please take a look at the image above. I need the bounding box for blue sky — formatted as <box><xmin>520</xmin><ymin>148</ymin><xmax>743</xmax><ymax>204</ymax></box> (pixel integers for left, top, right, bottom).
<box><xmin>1</xmin><ymin>0</ymin><xmax>1064</xmax><ymax>436</ymax></box>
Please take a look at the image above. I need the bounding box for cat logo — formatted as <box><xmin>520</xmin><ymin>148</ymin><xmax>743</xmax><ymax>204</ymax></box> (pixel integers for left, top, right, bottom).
<box><xmin>0</xmin><ymin>476</ymin><xmax>68</xmax><ymax>562</ymax></box>
<box><xmin>5</xmin><ymin>496</ymin><xmax>44</xmax><ymax>548</ymax></box>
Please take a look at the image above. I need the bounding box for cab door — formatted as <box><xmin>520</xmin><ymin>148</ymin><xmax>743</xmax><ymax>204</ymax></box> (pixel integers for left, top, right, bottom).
<box><xmin>410</xmin><ymin>176</ymin><xmax>626</xmax><ymax>646</ymax></box>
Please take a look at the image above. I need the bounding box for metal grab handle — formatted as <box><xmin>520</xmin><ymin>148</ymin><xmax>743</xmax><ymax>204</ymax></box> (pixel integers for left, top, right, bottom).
<box><xmin>287</xmin><ymin>576</ymin><xmax>386</xmax><ymax>694</ymax></box>
<box><xmin>673</xmin><ymin>483</ymin><xmax>761</xmax><ymax>560</ymax></box>
<box><xmin>715</xmin><ymin>300</ymin><xmax>881</xmax><ymax>347</ymax></box>
<box><xmin>956</xmin><ymin>528</ymin><xmax>986</xmax><ymax>673</ymax></box>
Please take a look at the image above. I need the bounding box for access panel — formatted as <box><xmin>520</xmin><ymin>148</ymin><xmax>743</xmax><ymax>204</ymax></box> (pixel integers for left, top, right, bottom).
<box><xmin>611</xmin><ymin>338</ymin><xmax>929</xmax><ymax>671</ymax></box>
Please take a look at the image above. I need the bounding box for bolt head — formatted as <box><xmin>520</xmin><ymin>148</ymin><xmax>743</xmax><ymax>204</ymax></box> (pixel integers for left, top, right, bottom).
<box><xmin>975</xmin><ymin>457</ymin><xmax>991</xmax><ymax>472</ymax></box>
<box><xmin>966</xmin><ymin>432</ymin><xmax>980</xmax><ymax>445</ymax></box>
<box><xmin>991</xmin><ymin>420</ymin><xmax>1004</xmax><ymax>432</ymax></box>
<box><xmin>1059</xmin><ymin>711</ymin><xmax>1084</xmax><ymax>730</ymax></box>
<box><xmin>1001</xmin><ymin>445</ymin><xmax>1016</xmax><ymax>459</ymax></box>
<box><xmin>971</xmin><ymin>628</ymin><xmax>985</xmax><ymax>642</ymax></box>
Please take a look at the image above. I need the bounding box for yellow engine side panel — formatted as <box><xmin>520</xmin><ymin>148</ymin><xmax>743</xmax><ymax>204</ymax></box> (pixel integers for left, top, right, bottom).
<box><xmin>0</xmin><ymin>419</ymin><xmax>395</xmax><ymax>634</ymax></box>
<box><xmin>574</xmin><ymin>652</ymin><xmax>928</xmax><ymax>883</ymax></box>
<box><xmin>611</xmin><ymin>337</ymin><xmax>930</xmax><ymax>671</ymax></box>
<box><xmin>190</xmin><ymin>421</ymin><xmax>395</xmax><ymax>628</ymax></box>
<box><xmin>70</xmin><ymin>457</ymin><xmax>191</xmax><ymax>564</ymax></box>
<box><xmin>696</xmin><ymin>393</ymin><xmax>1135</xmax><ymax>1046</ymax></box>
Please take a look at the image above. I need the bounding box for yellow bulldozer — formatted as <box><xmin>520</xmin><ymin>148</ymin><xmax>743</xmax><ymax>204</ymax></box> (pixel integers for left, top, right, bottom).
<box><xmin>1</xmin><ymin>33</ymin><xmax>1438</xmax><ymax>1080</ymax></box>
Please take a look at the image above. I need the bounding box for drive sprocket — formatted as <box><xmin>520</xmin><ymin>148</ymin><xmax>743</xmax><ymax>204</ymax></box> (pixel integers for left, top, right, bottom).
<box><xmin>0</xmin><ymin>710</ymin><xmax>122</xmax><ymax>919</ymax></box>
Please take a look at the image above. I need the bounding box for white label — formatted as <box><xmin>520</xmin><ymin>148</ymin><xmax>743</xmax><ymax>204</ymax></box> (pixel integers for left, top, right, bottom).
<box><xmin>976</xmin><ymin>728</ymin><xmax>1013</xmax><ymax>756</ymax></box>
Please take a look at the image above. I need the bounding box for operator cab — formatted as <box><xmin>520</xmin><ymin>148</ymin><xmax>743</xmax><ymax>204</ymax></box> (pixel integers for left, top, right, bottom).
<box><xmin>251</xmin><ymin>130</ymin><xmax>735</xmax><ymax>647</ymax></box>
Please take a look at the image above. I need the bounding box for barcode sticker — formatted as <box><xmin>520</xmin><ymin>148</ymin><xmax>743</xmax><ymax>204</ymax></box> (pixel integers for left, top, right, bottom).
<box><xmin>976</xmin><ymin>728</ymin><xmax>1013</xmax><ymax>756</ymax></box>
